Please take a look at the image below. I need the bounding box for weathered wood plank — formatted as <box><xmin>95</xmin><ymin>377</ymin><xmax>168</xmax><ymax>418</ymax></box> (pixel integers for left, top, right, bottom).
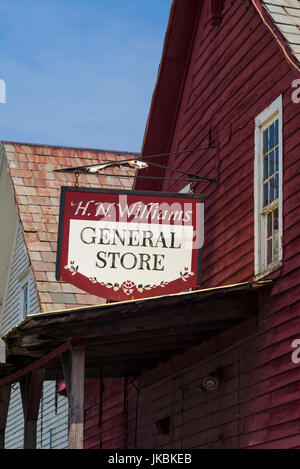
<box><xmin>0</xmin><ymin>341</ymin><xmax>71</xmax><ymax>386</ymax></box>
<box><xmin>62</xmin><ymin>346</ymin><xmax>85</xmax><ymax>449</ymax></box>
<box><xmin>6</xmin><ymin>291</ymin><xmax>258</xmax><ymax>354</ymax></box>
<box><xmin>20</xmin><ymin>369</ymin><xmax>45</xmax><ymax>449</ymax></box>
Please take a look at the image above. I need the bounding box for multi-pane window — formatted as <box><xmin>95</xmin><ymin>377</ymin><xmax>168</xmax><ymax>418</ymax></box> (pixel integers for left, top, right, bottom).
<box><xmin>266</xmin><ymin>207</ymin><xmax>279</xmax><ymax>265</ymax></box>
<box><xmin>254</xmin><ymin>96</ymin><xmax>283</xmax><ymax>276</ymax></box>
<box><xmin>19</xmin><ymin>272</ymin><xmax>31</xmax><ymax>320</ymax></box>
<box><xmin>262</xmin><ymin>118</ymin><xmax>280</xmax><ymax>265</ymax></box>
<box><xmin>22</xmin><ymin>283</ymin><xmax>29</xmax><ymax>319</ymax></box>
<box><xmin>263</xmin><ymin>119</ymin><xmax>279</xmax><ymax>206</ymax></box>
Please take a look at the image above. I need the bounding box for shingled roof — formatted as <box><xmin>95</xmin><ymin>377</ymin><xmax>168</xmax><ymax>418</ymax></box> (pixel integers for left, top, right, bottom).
<box><xmin>258</xmin><ymin>1</ymin><xmax>300</xmax><ymax>69</ymax></box>
<box><xmin>1</xmin><ymin>141</ymin><xmax>138</xmax><ymax>312</ymax></box>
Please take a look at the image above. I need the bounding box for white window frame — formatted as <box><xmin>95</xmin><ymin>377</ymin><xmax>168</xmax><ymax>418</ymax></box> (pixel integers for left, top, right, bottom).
<box><xmin>254</xmin><ymin>95</ymin><xmax>283</xmax><ymax>278</ymax></box>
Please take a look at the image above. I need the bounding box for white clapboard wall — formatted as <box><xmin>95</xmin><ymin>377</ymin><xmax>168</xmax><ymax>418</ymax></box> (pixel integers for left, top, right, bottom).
<box><xmin>1</xmin><ymin>223</ymin><xmax>68</xmax><ymax>449</ymax></box>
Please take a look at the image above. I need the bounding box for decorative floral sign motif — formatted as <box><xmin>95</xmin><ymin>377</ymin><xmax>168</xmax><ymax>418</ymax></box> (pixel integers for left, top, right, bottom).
<box><xmin>64</xmin><ymin>261</ymin><xmax>79</xmax><ymax>275</ymax></box>
<box><xmin>64</xmin><ymin>262</ymin><xmax>194</xmax><ymax>296</ymax></box>
<box><xmin>180</xmin><ymin>268</ymin><xmax>195</xmax><ymax>282</ymax></box>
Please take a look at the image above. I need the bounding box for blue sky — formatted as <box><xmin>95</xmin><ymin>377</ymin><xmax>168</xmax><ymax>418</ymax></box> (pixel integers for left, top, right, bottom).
<box><xmin>0</xmin><ymin>0</ymin><xmax>171</xmax><ymax>152</ymax></box>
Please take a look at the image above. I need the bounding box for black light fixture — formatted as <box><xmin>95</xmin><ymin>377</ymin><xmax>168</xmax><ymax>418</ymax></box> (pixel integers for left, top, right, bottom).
<box><xmin>195</xmin><ymin>368</ymin><xmax>223</xmax><ymax>393</ymax></box>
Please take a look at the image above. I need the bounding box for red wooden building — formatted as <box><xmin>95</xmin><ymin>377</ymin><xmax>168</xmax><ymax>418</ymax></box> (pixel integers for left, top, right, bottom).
<box><xmin>1</xmin><ymin>0</ymin><xmax>300</xmax><ymax>450</ymax></box>
<box><xmin>87</xmin><ymin>0</ymin><xmax>300</xmax><ymax>449</ymax></box>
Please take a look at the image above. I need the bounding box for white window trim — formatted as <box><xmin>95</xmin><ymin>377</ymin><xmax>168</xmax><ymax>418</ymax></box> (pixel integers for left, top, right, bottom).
<box><xmin>254</xmin><ymin>95</ymin><xmax>283</xmax><ymax>278</ymax></box>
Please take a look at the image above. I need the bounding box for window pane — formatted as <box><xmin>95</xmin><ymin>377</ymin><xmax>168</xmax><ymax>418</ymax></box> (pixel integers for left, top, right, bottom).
<box><xmin>273</xmin><ymin>232</ymin><xmax>279</xmax><ymax>261</ymax></box>
<box><xmin>267</xmin><ymin>212</ymin><xmax>272</xmax><ymax>237</ymax></box>
<box><xmin>275</xmin><ymin>173</ymin><xmax>279</xmax><ymax>200</ymax></box>
<box><xmin>264</xmin><ymin>155</ymin><xmax>268</xmax><ymax>180</ymax></box>
<box><xmin>263</xmin><ymin>129</ymin><xmax>268</xmax><ymax>154</ymax></box>
<box><xmin>266</xmin><ymin>208</ymin><xmax>279</xmax><ymax>267</ymax></box>
<box><xmin>273</xmin><ymin>207</ymin><xmax>279</xmax><ymax>231</ymax></box>
<box><xmin>23</xmin><ymin>286</ymin><xmax>28</xmax><ymax>304</ymax></box>
<box><xmin>275</xmin><ymin>147</ymin><xmax>279</xmax><ymax>172</ymax></box>
<box><xmin>269</xmin><ymin>177</ymin><xmax>275</xmax><ymax>203</ymax></box>
<box><xmin>269</xmin><ymin>150</ymin><xmax>274</xmax><ymax>176</ymax></box>
<box><xmin>269</xmin><ymin>123</ymin><xmax>275</xmax><ymax>149</ymax></box>
<box><xmin>263</xmin><ymin>182</ymin><xmax>269</xmax><ymax>206</ymax></box>
<box><xmin>275</xmin><ymin>119</ymin><xmax>279</xmax><ymax>145</ymax></box>
<box><xmin>267</xmin><ymin>238</ymin><xmax>273</xmax><ymax>265</ymax></box>
<box><xmin>23</xmin><ymin>285</ymin><xmax>29</xmax><ymax>318</ymax></box>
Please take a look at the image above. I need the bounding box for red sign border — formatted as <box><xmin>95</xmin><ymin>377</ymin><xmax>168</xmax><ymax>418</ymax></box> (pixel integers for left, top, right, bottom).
<box><xmin>56</xmin><ymin>186</ymin><xmax>205</xmax><ymax>301</ymax></box>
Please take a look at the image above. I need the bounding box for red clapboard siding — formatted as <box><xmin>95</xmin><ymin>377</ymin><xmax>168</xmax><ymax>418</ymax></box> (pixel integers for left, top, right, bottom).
<box><xmin>84</xmin><ymin>378</ymin><xmax>126</xmax><ymax>449</ymax></box>
<box><xmin>84</xmin><ymin>380</ymin><xmax>101</xmax><ymax>449</ymax></box>
<box><xmin>129</xmin><ymin>0</ymin><xmax>300</xmax><ymax>450</ymax></box>
<box><xmin>83</xmin><ymin>0</ymin><xmax>300</xmax><ymax>449</ymax></box>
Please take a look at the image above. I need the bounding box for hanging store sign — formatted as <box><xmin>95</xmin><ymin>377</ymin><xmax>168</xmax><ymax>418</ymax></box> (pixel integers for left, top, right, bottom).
<box><xmin>56</xmin><ymin>187</ymin><xmax>205</xmax><ymax>301</ymax></box>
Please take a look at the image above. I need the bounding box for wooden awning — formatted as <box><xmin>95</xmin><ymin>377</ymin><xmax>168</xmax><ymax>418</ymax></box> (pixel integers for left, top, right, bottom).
<box><xmin>0</xmin><ymin>280</ymin><xmax>272</xmax><ymax>383</ymax></box>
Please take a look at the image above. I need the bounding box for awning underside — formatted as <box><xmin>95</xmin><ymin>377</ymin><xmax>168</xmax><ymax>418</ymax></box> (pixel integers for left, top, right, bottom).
<box><xmin>0</xmin><ymin>281</ymin><xmax>271</xmax><ymax>381</ymax></box>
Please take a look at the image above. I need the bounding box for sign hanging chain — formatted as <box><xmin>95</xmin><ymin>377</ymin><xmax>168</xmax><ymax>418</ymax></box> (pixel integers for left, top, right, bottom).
<box><xmin>74</xmin><ymin>172</ymin><xmax>79</xmax><ymax>189</ymax></box>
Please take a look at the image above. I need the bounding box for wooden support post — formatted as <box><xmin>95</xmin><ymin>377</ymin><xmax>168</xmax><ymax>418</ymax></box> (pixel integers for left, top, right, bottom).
<box><xmin>0</xmin><ymin>384</ymin><xmax>11</xmax><ymax>449</ymax></box>
<box><xmin>20</xmin><ymin>369</ymin><xmax>45</xmax><ymax>449</ymax></box>
<box><xmin>61</xmin><ymin>346</ymin><xmax>85</xmax><ymax>449</ymax></box>
<box><xmin>61</xmin><ymin>349</ymin><xmax>72</xmax><ymax>394</ymax></box>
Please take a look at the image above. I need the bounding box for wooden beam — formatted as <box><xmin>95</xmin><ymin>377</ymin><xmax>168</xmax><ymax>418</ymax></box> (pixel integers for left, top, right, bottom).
<box><xmin>69</xmin><ymin>346</ymin><xmax>85</xmax><ymax>449</ymax></box>
<box><xmin>61</xmin><ymin>346</ymin><xmax>85</xmax><ymax>449</ymax></box>
<box><xmin>0</xmin><ymin>385</ymin><xmax>11</xmax><ymax>449</ymax></box>
<box><xmin>0</xmin><ymin>341</ymin><xmax>71</xmax><ymax>387</ymax></box>
<box><xmin>20</xmin><ymin>369</ymin><xmax>45</xmax><ymax>449</ymax></box>
<box><xmin>84</xmin><ymin>357</ymin><xmax>162</xmax><ymax>377</ymax></box>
